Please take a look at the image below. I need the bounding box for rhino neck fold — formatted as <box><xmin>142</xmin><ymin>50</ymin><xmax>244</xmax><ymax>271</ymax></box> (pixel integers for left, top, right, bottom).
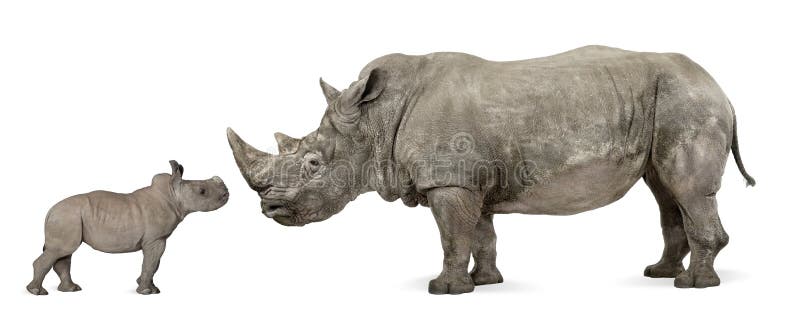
<box><xmin>149</xmin><ymin>174</ymin><xmax>188</xmax><ymax>222</ymax></box>
<box><xmin>360</xmin><ymin>87</ymin><xmax>418</xmax><ymax>202</ymax></box>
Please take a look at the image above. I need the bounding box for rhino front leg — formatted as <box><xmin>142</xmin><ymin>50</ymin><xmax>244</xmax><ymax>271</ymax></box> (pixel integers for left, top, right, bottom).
<box><xmin>427</xmin><ymin>187</ymin><xmax>482</xmax><ymax>295</ymax></box>
<box><xmin>470</xmin><ymin>214</ymin><xmax>503</xmax><ymax>285</ymax></box>
<box><xmin>137</xmin><ymin>239</ymin><xmax>166</xmax><ymax>295</ymax></box>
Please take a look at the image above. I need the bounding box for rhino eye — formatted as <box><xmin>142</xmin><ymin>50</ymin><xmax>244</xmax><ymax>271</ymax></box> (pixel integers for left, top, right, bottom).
<box><xmin>199</xmin><ymin>188</ymin><xmax>207</xmax><ymax>196</ymax></box>
<box><xmin>304</xmin><ymin>153</ymin><xmax>323</xmax><ymax>174</ymax></box>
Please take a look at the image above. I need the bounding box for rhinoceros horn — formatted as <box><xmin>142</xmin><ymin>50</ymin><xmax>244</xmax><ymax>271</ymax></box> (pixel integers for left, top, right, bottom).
<box><xmin>226</xmin><ymin>127</ymin><xmax>273</xmax><ymax>183</ymax></box>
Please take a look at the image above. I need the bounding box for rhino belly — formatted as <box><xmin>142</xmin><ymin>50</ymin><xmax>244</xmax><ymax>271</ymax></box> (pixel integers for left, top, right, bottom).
<box><xmin>488</xmin><ymin>156</ymin><xmax>645</xmax><ymax>215</ymax></box>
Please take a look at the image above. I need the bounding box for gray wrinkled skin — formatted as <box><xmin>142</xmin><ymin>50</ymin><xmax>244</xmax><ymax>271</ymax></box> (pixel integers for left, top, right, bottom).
<box><xmin>26</xmin><ymin>161</ymin><xmax>229</xmax><ymax>295</ymax></box>
<box><xmin>228</xmin><ymin>45</ymin><xmax>755</xmax><ymax>294</ymax></box>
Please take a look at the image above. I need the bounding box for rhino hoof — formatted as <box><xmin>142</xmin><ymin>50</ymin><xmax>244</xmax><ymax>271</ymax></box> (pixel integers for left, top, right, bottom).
<box><xmin>644</xmin><ymin>262</ymin><xmax>685</xmax><ymax>278</ymax></box>
<box><xmin>27</xmin><ymin>285</ymin><xmax>48</xmax><ymax>295</ymax></box>
<box><xmin>470</xmin><ymin>267</ymin><xmax>504</xmax><ymax>285</ymax></box>
<box><xmin>428</xmin><ymin>276</ymin><xmax>475</xmax><ymax>295</ymax></box>
<box><xmin>137</xmin><ymin>286</ymin><xmax>161</xmax><ymax>295</ymax></box>
<box><xmin>674</xmin><ymin>267</ymin><xmax>720</xmax><ymax>288</ymax></box>
<box><xmin>58</xmin><ymin>283</ymin><xmax>82</xmax><ymax>292</ymax></box>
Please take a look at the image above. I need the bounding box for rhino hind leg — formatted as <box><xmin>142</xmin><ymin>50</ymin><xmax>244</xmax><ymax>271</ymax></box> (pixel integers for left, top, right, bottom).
<box><xmin>427</xmin><ymin>187</ymin><xmax>482</xmax><ymax>295</ymax></box>
<box><xmin>28</xmin><ymin>208</ymin><xmax>83</xmax><ymax>295</ymax></box>
<box><xmin>27</xmin><ymin>249</ymin><xmax>74</xmax><ymax>295</ymax></box>
<box><xmin>470</xmin><ymin>214</ymin><xmax>504</xmax><ymax>285</ymax></box>
<box><xmin>54</xmin><ymin>255</ymin><xmax>82</xmax><ymax>292</ymax></box>
<box><xmin>643</xmin><ymin>169</ymin><xmax>690</xmax><ymax>278</ymax></box>
<box><xmin>650</xmin><ymin>125</ymin><xmax>730</xmax><ymax>288</ymax></box>
<box><xmin>672</xmin><ymin>194</ymin><xmax>728</xmax><ymax>288</ymax></box>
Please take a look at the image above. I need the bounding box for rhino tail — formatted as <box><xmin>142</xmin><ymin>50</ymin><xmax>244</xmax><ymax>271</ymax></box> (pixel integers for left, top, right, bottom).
<box><xmin>731</xmin><ymin>104</ymin><xmax>756</xmax><ymax>187</ymax></box>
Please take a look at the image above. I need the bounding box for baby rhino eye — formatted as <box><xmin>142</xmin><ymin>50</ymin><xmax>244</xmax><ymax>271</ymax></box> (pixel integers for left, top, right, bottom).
<box><xmin>199</xmin><ymin>188</ymin><xmax>207</xmax><ymax>196</ymax></box>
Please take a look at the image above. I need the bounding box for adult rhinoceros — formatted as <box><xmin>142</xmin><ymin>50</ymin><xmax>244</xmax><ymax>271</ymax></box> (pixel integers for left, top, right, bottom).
<box><xmin>227</xmin><ymin>45</ymin><xmax>755</xmax><ymax>294</ymax></box>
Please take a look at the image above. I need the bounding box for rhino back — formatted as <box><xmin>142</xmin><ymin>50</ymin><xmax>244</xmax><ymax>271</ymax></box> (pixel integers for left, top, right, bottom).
<box><xmin>389</xmin><ymin>47</ymin><xmax>702</xmax><ymax>215</ymax></box>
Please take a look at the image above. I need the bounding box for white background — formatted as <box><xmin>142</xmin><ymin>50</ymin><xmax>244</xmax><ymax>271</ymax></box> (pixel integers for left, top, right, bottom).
<box><xmin>1</xmin><ymin>1</ymin><xmax>797</xmax><ymax>317</ymax></box>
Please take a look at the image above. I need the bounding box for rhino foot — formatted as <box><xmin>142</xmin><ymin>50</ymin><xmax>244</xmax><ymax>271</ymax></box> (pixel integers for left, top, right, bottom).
<box><xmin>136</xmin><ymin>277</ymin><xmax>161</xmax><ymax>294</ymax></box>
<box><xmin>136</xmin><ymin>285</ymin><xmax>161</xmax><ymax>295</ymax></box>
<box><xmin>58</xmin><ymin>283</ymin><xmax>82</xmax><ymax>292</ymax></box>
<box><xmin>674</xmin><ymin>266</ymin><xmax>720</xmax><ymax>288</ymax></box>
<box><xmin>428</xmin><ymin>275</ymin><xmax>475</xmax><ymax>295</ymax></box>
<box><xmin>644</xmin><ymin>262</ymin><xmax>685</xmax><ymax>278</ymax></box>
<box><xmin>470</xmin><ymin>266</ymin><xmax>504</xmax><ymax>285</ymax></box>
<box><xmin>26</xmin><ymin>284</ymin><xmax>48</xmax><ymax>296</ymax></box>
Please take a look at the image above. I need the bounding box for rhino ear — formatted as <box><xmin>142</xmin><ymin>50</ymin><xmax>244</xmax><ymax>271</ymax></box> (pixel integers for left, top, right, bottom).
<box><xmin>274</xmin><ymin>132</ymin><xmax>301</xmax><ymax>154</ymax></box>
<box><xmin>169</xmin><ymin>160</ymin><xmax>184</xmax><ymax>178</ymax></box>
<box><xmin>319</xmin><ymin>78</ymin><xmax>341</xmax><ymax>106</ymax></box>
<box><xmin>334</xmin><ymin>68</ymin><xmax>385</xmax><ymax>125</ymax></box>
<box><xmin>169</xmin><ymin>160</ymin><xmax>184</xmax><ymax>188</ymax></box>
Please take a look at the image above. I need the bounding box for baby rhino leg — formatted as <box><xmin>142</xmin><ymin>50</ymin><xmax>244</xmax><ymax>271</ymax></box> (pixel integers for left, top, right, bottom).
<box><xmin>27</xmin><ymin>250</ymin><xmax>63</xmax><ymax>295</ymax></box>
<box><xmin>137</xmin><ymin>239</ymin><xmax>166</xmax><ymax>295</ymax></box>
<box><xmin>28</xmin><ymin>203</ymin><xmax>82</xmax><ymax>295</ymax></box>
<box><xmin>54</xmin><ymin>255</ymin><xmax>81</xmax><ymax>292</ymax></box>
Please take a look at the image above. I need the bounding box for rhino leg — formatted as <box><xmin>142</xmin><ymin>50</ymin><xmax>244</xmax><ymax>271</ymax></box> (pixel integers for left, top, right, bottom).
<box><xmin>470</xmin><ymin>214</ymin><xmax>504</xmax><ymax>285</ymax></box>
<box><xmin>650</xmin><ymin>114</ymin><xmax>730</xmax><ymax>288</ymax></box>
<box><xmin>54</xmin><ymin>255</ymin><xmax>82</xmax><ymax>292</ymax></box>
<box><xmin>671</xmin><ymin>194</ymin><xmax>728</xmax><ymax>288</ymax></box>
<box><xmin>136</xmin><ymin>239</ymin><xmax>166</xmax><ymax>295</ymax></box>
<box><xmin>28</xmin><ymin>209</ymin><xmax>82</xmax><ymax>296</ymax></box>
<box><xmin>27</xmin><ymin>248</ymin><xmax>76</xmax><ymax>295</ymax></box>
<box><xmin>643</xmin><ymin>169</ymin><xmax>690</xmax><ymax>278</ymax></box>
<box><xmin>427</xmin><ymin>187</ymin><xmax>482</xmax><ymax>295</ymax></box>
<box><xmin>27</xmin><ymin>252</ymin><xmax>58</xmax><ymax>295</ymax></box>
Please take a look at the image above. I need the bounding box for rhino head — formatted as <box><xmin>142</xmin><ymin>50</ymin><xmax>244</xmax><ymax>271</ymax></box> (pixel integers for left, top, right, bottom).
<box><xmin>166</xmin><ymin>160</ymin><xmax>230</xmax><ymax>214</ymax></box>
<box><xmin>227</xmin><ymin>69</ymin><xmax>388</xmax><ymax>226</ymax></box>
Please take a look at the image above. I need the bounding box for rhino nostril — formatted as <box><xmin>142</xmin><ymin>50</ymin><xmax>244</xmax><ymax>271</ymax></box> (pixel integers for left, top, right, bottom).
<box><xmin>267</xmin><ymin>204</ymin><xmax>282</xmax><ymax>212</ymax></box>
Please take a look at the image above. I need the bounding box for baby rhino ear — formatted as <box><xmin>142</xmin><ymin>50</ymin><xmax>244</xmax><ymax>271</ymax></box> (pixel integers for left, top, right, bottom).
<box><xmin>274</xmin><ymin>132</ymin><xmax>300</xmax><ymax>154</ymax></box>
<box><xmin>169</xmin><ymin>160</ymin><xmax>184</xmax><ymax>180</ymax></box>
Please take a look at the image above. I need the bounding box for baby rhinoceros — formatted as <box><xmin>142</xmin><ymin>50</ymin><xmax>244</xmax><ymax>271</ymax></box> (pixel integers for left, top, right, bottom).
<box><xmin>26</xmin><ymin>160</ymin><xmax>229</xmax><ymax>295</ymax></box>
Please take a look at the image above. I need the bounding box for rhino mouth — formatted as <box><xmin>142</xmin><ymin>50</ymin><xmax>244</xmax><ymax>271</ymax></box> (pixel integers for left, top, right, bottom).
<box><xmin>263</xmin><ymin>204</ymin><xmax>291</xmax><ymax>218</ymax></box>
<box><xmin>262</xmin><ymin>204</ymin><xmax>309</xmax><ymax>226</ymax></box>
